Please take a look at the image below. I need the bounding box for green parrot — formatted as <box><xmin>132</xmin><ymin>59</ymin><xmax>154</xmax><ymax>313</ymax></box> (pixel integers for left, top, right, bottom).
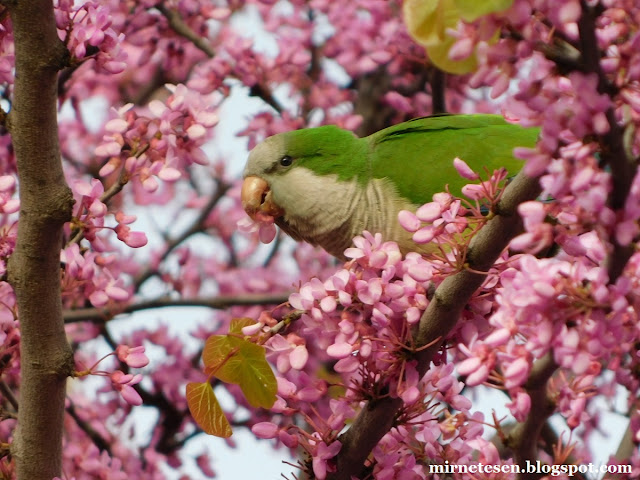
<box><xmin>242</xmin><ymin>114</ymin><xmax>539</xmax><ymax>259</ymax></box>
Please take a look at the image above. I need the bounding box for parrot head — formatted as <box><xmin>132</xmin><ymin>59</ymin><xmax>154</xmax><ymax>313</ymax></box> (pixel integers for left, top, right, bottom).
<box><xmin>241</xmin><ymin>126</ymin><xmax>365</xmax><ymax>255</ymax></box>
<box><xmin>241</xmin><ymin>133</ymin><xmax>291</xmax><ymax>224</ymax></box>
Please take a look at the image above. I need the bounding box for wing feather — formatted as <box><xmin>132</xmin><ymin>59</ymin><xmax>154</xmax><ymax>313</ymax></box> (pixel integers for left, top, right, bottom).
<box><xmin>366</xmin><ymin>114</ymin><xmax>539</xmax><ymax>205</ymax></box>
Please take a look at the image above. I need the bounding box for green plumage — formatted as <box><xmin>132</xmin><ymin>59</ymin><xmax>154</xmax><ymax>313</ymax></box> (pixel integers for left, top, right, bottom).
<box><xmin>367</xmin><ymin>114</ymin><xmax>538</xmax><ymax>203</ymax></box>
<box><xmin>243</xmin><ymin>113</ymin><xmax>539</xmax><ymax>258</ymax></box>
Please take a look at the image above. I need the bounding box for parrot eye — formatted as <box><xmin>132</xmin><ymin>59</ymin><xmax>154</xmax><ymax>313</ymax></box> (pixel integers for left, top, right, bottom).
<box><xmin>279</xmin><ymin>155</ymin><xmax>293</xmax><ymax>167</ymax></box>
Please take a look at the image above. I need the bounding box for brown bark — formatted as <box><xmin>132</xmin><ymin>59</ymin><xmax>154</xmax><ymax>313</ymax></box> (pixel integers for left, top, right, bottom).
<box><xmin>5</xmin><ymin>1</ymin><xmax>74</xmax><ymax>479</ymax></box>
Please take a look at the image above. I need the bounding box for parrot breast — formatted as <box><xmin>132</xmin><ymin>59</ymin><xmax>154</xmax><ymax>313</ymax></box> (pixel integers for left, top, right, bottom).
<box><xmin>242</xmin><ymin>166</ymin><xmax>419</xmax><ymax>259</ymax></box>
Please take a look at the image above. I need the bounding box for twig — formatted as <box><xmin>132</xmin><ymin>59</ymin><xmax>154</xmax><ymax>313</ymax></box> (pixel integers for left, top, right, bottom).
<box><xmin>301</xmin><ymin>9</ymin><xmax>322</xmax><ymax>121</ymax></box>
<box><xmin>66</xmin><ymin>401</ymin><xmax>112</xmax><ymax>455</ymax></box>
<box><xmin>429</xmin><ymin>67</ymin><xmax>446</xmax><ymax>114</ymax></box>
<box><xmin>262</xmin><ymin>231</ymin><xmax>283</xmax><ymax>268</ymax></box>
<box><xmin>576</xmin><ymin>0</ymin><xmax>636</xmax><ymax>282</ymax></box>
<box><xmin>98</xmin><ymin>315</ymin><xmax>201</xmax><ymax>456</ymax></box>
<box><xmin>155</xmin><ymin>3</ymin><xmax>215</xmax><ymax>58</ymax></box>
<box><xmin>133</xmin><ymin>180</ymin><xmax>230</xmax><ymax>288</ymax></box>
<box><xmin>509</xmin><ymin>353</ymin><xmax>558</xmax><ymax>480</ymax></box>
<box><xmin>155</xmin><ymin>2</ymin><xmax>283</xmax><ymax>113</ymax></box>
<box><xmin>63</xmin><ymin>293</ymin><xmax>291</xmax><ymax>323</ymax></box>
<box><xmin>0</xmin><ymin>380</ymin><xmax>18</xmax><ymax>412</ymax></box>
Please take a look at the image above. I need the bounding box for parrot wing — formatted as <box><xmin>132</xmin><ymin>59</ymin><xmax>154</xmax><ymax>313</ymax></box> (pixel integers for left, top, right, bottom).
<box><xmin>366</xmin><ymin>114</ymin><xmax>540</xmax><ymax>204</ymax></box>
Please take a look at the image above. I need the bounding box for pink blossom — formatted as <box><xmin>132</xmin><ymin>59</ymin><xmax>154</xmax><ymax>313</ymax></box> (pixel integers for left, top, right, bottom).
<box><xmin>115</xmin><ymin>345</ymin><xmax>149</xmax><ymax>368</ymax></box>
<box><xmin>453</xmin><ymin>157</ymin><xmax>480</xmax><ymax>180</ymax></box>
<box><xmin>311</xmin><ymin>440</ymin><xmax>341</xmax><ymax>480</ymax></box>
<box><xmin>0</xmin><ymin>178</ymin><xmax>16</xmax><ymax>234</ymax></box>
<box><xmin>397</xmin><ymin>210</ymin><xmax>420</xmax><ymax>232</ymax></box>
<box><xmin>506</xmin><ymin>390</ymin><xmax>531</xmax><ymax>422</ymax></box>
<box><xmin>503</xmin><ymin>357</ymin><xmax>531</xmax><ymax>389</ymax></box>
<box><xmin>289</xmin><ymin>345</ymin><xmax>309</xmax><ymax>370</ymax></box>
<box><xmin>252</xmin><ymin>422</ymin><xmax>279</xmax><ymax>439</ymax></box>
<box><xmin>237</xmin><ymin>214</ymin><xmax>277</xmax><ymax>244</ymax></box>
<box><xmin>110</xmin><ymin>370</ymin><xmax>142</xmax><ymax>406</ymax></box>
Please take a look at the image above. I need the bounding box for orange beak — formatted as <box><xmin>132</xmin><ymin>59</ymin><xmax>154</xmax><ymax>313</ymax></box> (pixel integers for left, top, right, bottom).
<box><xmin>241</xmin><ymin>176</ymin><xmax>284</xmax><ymax>221</ymax></box>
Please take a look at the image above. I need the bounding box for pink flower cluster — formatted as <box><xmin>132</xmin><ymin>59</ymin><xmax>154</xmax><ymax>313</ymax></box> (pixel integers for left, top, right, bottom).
<box><xmin>55</xmin><ymin>0</ymin><xmax>127</xmax><ymax>74</ymax></box>
<box><xmin>248</xmin><ymin>225</ymin><xmax>639</xmax><ymax>478</ymax></box>
<box><xmin>108</xmin><ymin>370</ymin><xmax>143</xmax><ymax>406</ymax></box>
<box><xmin>247</xmin><ymin>225</ymin><xmax>542</xmax><ymax>478</ymax></box>
<box><xmin>456</xmin><ymin>248</ymin><xmax>636</xmax><ymax>421</ymax></box>
<box><xmin>0</xmin><ymin>21</ymin><xmax>14</xmax><ymax>86</ymax></box>
<box><xmin>399</xmin><ymin>193</ymin><xmax>469</xmax><ymax>246</ymax></box>
<box><xmin>0</xmin><ymin>176</ymin><xmax>18</xmax><ymax>277</ymax></box>
<box><xmin>76</xmin><ymin>344</ymin><xmax>149</xmax><ymax>407</ymax></box>
<box><xmin>71</xmin><ymin>178</ymin><xmax>147</xmax><ymax>251</ymax></box>
<box><xmin>95</xmin><ymin>85</ymin><xmax>219</xmax><ymax>197</ymax></box>
<box><xmin>60</xmin><ymin>243</ymin><xmax>130</xmax><ymax>308</ymax></box>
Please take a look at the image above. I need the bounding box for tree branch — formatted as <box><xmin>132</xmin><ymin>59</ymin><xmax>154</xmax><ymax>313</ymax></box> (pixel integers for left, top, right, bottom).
<box><xmin>98</xmin><ymin>323</ymin><xmax>194</xmax><ymax>456</ymax></box>
<box><xmin>63</xmin><ymin>293</ymin><xmax>291</xmax><ymax>323</ymax></box>
<box><xmin>5</xmin><ymin>1</ymin><xmax>75</xmax><ymax>478</ymax></box>
<box><xmin>577</xmin><ymin>0</ymin><xmax>636</xmax><ymax>282</ymax></box>
<box><xmin>155</xmin><ymin>2</ymin><xmax>215</xmax><ymax>58</ymax></box>
<box><xmin>155</xmin><ymin>2</ymin><xmax>283</xmax><ymax>113</ymax></box>
<box><xmin>429</xmin><ymin>67</ymin><xmax>446</xmax><ymax>114</ymax></box>
<box><xmin>133</xmin><ymin>180</ymin><xmax>230</xmax><ymax>288</ymax></box>
<box><xmin>0</xmin><ymin>380</ymin><xmax>18</xmax><ymax>412</ymax></box>
<box><xmin>329</xmin><ymin>170</ymin><xmax>542</xmax><ymax>480</ymax></box>
<box><xmin>509</xmin><ymin>353</ymin><xmax>558</xmax><ymax>480</ymax></box>
<box><xmin>66</xmin><ymin>402</ymin><xmax>112</xmax><ymax>455</ymax></box>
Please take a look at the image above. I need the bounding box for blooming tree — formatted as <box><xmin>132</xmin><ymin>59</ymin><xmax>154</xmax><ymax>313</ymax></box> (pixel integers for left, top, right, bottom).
<box><xmin>0</xmin><ymin>0</ymin><xmax>639</xmax><ymax>479</ymax></box>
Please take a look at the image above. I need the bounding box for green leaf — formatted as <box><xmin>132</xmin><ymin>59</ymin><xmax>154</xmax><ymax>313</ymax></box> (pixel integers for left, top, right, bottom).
<box><xmin>425</xmin><ymin>39</ymin><xmax>477</xmax><ymax>75</ymax></box>
<box><xmin>229</xmin><ymin>317</ymin><xmax>257</xmax><ymax>335</ymax></box>
<box><xmin>403</xmin><ymin>0</ymin><xmax>458</xmax><ymax>48</ymax></box>
<box><xmin>403</xmin><ymin>0</ymin><xmax>477</xmax><ymax>74</ymax></box>
<box><xmin>403</xmin><ymin>0</ymin><xmax>444</xmax><ymax>48</ymax></box>
<box><xmin>231</xmin><ymin>340</ymin><xmax>277</xmax><ymax>408</ymax></box>
<box><xmin>202</xmin><ymin>333</ymin><xmax>277</xmax><ymax>409</ymax></box>
<box><xmin>403</xmin><ymin>0</ymin><xmax>510</xmax><ymax>74</ymax></box>
<box><xmin>203</xmin><ymin>335</ymin><xmax>242</xmax><ymax>383</ymax></box>
<box><xmin>186</xmin><ymin>382</ymin><xmax>232</xmax><ymax>438</ymax></box>
<box><xmin>454</xmin><ymin>0</ymin><xmax>514</xmax><ymax>22</ymax></box>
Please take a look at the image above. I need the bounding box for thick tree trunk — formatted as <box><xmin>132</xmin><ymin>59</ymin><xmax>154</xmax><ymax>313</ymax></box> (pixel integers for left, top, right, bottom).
<box><xmin>6</xmin><ymin>1</ymin><xmax>74</xmax><ymax>479</ymax></box>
